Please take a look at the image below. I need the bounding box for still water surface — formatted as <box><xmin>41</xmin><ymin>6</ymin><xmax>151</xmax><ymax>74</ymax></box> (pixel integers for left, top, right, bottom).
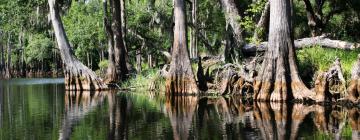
<box><xmin>0</xmin><ymin>78</ymin><xmax>358</xmax><ymax>139</ymax></box>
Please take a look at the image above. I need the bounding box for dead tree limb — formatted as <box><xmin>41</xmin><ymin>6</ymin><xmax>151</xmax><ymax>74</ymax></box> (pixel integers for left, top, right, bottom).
<box><xmin>243</xmin><ymin>35</ymin><xmax>360</xmax><ymax>54</ymax></box>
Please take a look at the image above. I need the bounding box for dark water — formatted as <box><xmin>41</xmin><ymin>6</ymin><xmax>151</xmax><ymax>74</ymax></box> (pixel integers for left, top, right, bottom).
<box><xmin>0</xmin><ymin>79</ymin><xmax>358</xmax><ymax>140</ymax></box>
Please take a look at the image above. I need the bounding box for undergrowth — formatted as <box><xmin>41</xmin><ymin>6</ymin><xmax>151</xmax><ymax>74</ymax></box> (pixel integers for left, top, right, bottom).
<box><xmin>121</xmin><ymin>69</ymin><xmax>165</xmax><ymax>91</ymax></box>
<box><xmin>297</xmin><ymin>46</ymin><xmax>360</xmax><ymax>86</ymax></box>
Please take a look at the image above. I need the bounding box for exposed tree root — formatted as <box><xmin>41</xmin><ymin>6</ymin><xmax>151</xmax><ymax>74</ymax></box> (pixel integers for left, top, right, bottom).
<box><xmin>64</xmin><ymin>60</ymin><xmax>108</xmax><ymax>91</ymax></box>
<box><xmin>212</xmin><ymin>58</ymin><xmax>257</xmax><ymax>96</ymax></box>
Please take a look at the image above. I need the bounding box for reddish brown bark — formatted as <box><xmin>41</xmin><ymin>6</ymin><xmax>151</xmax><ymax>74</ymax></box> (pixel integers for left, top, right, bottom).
<box><xmin>165</xmin><ymin>0</ymin><xmax>198</xmax><ymax>94</ymax></box>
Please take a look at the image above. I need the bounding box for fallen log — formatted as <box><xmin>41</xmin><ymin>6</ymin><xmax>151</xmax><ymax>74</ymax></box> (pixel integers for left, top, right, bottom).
<box><xmin>243</xmin><ymin>35</ymin><xmax>360</xmax><ymax>53</ymax></box>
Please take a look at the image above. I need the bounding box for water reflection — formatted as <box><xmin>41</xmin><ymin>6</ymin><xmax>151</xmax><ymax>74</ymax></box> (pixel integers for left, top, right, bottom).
<box><xmin>8</xmin><ymin>81</ymin><xmax>359</xmax><ymax>140</ymax></box>
<box><xmin>161</xmin><ymin>95</ymin><xmax>358</xmax><ymax>140</ymax></box>
<box><xmin>107</xmin><ymin>91</ymin><xmax>130</xmax><ymax>140</ymax></box>
<box><xmin>165</xmin><ymin>95</ymin><xmax>197</xmax><ymax>140</ymax></box>
<box><xmin>349</xmin><ymin>108</ymin><xmax>360</xmax><ymax>139</ymax></box>
<box><xmin>60</xmin><ymin>91</ymin><xmax>106</xmax><ymax>140</ymax></box>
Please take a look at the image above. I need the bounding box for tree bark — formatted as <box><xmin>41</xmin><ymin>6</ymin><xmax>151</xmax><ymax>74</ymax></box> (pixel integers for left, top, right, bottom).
<box><xmin>104</xmin><ymin>0</ymin><xmax>128</xmax><ymax>83</ymax></box>
<box><xmin>148</xmin><ymin>54</ymin><xmax>152</xmax><ymax>68</ymax></box>
<box><xmin>190</xmin><ymin>0</ymin><xmax>197</xmax><ymax>59</ymax></box>
<box><xmin>165</xmin><ymin>0</ymin><xmax>199</xmax><ymax>94</ymax></box>
<box><xmin>136</xmin><ymin>46</ymin><xmax>142</xmax><ymax>74</ymax></box>
<box><xmin>220</xmin><ymin>0</ymin><xmax>244</xmax><ymax>62</ymax></box>
<box><xmin>253</xmin><ymin>2</ymin><xmax>270</xmax><ymax>42</ymax></box>
<box><xmin>48</xmin><ymin>0</ymin><xmax>107</xmax><ymax>90</ymax></box>
<box><xmin>243</xmin><ymin>35</ymin><xmax>360</xmax><ymax>53</ymax></box>
<box><xmin>120</xmin><ymin>0</ymin><xmax>126</xmax><ymax>47</ymax></box>
<box><xmin>253</xmin><ymin>0</ymin><xmax>313</xmax><ymax>102</ymax></box>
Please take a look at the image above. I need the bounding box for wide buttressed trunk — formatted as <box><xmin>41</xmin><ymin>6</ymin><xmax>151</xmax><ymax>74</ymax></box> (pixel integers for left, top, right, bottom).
<box><xmin>48</xmin><ymin>0</ymin><xmax>107</xmax><ymax>90</ymax></box>
<box><xmin>165</xmin><ymin>0</ymin><xmax>199</xmax><ymax>95</ymax></box>
<box><xmin>253</xmin><ymin>0</ymin><xmax>313</xmax><ymax>102</ymax></box>
<box><xmin>5</xmin><ymin>37</ymin><xmax>11</xmax><ymax>79</ymax></box>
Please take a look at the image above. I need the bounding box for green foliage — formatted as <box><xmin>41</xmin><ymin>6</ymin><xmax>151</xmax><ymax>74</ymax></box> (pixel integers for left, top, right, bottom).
<box><xmin>239</xmin><ymin>0</ymin><xmax>267</xmax><ymax>43</ymax></box>
<box><xmin>125</xmin><ymin>0</ymin><xmax>173</xmax><ymax>66</ymax></box>
<box><xmin>121</xmin><ymin>69</ymin><xmax>165</xmax><ymax>92</ymax></box>
<box><xmin>98</xmin><ymin>60</ymin><xmax>109</xmax><ymax>70</ymax></box>
<box><xmin>25</xmin><ymin>34</ymin><xmax>52</xmax><ymax>64</ymax></box>
<box><xmin>196</xmin><ymin>0</ymin><xmax>226</xmax><ymax>54</ymax></box>
<box><xmin>63</xmin><ymin>0</ymin><xmax>105</xmax><ymax>68</ymax></box>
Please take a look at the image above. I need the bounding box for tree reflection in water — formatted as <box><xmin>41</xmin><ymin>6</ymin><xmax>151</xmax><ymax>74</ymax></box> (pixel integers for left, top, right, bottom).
<box><xmin>107</xmin><ymin>90</ymin><xmax>130</xmax><ymax>140</ymax></box>
<box><xmin>60</xmin><ymin>91</ymin><xmax>106</xmax><ymax>140</ymax></box>
<box><xmin>61</xmin><ymin>92</ymin><xmax>360</xmax><ymax>139</ymax></box>
<box><xmin>349</xmin><ymin>108</ymin><xmax>360</xmax><ymax>140</ymax></box>
<box><xmin>165</xmin><ymin>95</ymin><xmax>198</xmax><ymax>140</ymax></box>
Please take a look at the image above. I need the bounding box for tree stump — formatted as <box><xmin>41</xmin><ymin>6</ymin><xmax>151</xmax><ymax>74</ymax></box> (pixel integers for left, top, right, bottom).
<box><xmin>344</xmin><ymin>54</ymin><xmax>360</xmax><ymax>103</ymax></box>
<box><xmin>313</xmin><ymin>58</ymin><xmax>346</xmax><ymax>102</ymax></box>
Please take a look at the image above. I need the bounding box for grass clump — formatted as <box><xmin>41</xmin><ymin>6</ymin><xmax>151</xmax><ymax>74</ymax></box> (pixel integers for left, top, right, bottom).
<box><xmin>297</xmin><ymin>45</ymin><xmax>360</xmax><ymax>85</ymax></box>
<box><xmin>121</xmin><ymin>69</ymin><xmax>165</xmax><ymax>91</ymax></box>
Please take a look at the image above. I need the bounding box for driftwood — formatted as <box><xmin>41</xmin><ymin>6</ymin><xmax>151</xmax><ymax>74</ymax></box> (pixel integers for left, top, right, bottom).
<box><xmin>243</xmin><ymin>35</ymin><xmax>360</xmax><ymax>53</ymax></box>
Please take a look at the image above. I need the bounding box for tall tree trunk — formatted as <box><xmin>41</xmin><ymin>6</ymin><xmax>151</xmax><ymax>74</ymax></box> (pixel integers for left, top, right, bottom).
<box><xmin>148</xmin><ymin>54</ymin><xmax>152</xmax><ymax>68</ymax></box>
<box><xmin>0</xmin><ymin>44</ymin><xmax>4</xmax><ymax>74</ymax></box>
<box><xmin>120</xmin><ymin>0</ymin><xmax>126</xmax><ymax>48</ymax></box>
<box><xmin>165</xmin><ymin>0</ymin><xmax>199</xmax><ymax>94</ymax></box>
<box><xmin>136</xmin><ymin>46</ymin><xmax>142</xmax><ymax>74</ymax></box>
<box><xmin>18</xmin><ymin>30</ymin><xmax>26</xmax><ymax>77</ymax></box>
<box><xmin>253</xmin><ymin>0</ymin><xmax>313</xmax><ymax>102</ymax></box>
<box><xmin>120</xmin><ymin>0</ymin><xmax>132</xmax><ymax>71</ymax></box>
<box><xmin>190</xmin><ymin>0</ymin><xmax>197</xmax><ymax>59</ymax></box>
<box><xmin>220</xmin><ymin>0</ymin><xmax>244</xmax><ymax>62</ymax></box>
<box><xmin>48</xmin><ymin>0</ymin><xmax>107</xmax><ymax>90</ymax></box>
<box><xmin>104</xmin><ymin>0</ymin><xmax>128</xmax><ymax>83</ymax></box>
<box><xmin>86</xmin><ymin>52</ymin><xmax>90</xmax><ymax>68</ymax></box>
<box><xmin>5</xmin><ymin>34</ymin><xmax>11</xmax><ymax>79</ymax></box>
